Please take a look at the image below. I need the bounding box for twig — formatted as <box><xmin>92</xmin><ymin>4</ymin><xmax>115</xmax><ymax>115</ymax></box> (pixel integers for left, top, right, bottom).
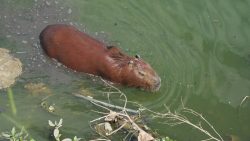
<box><xmin>73</xmin><ymin>93</ymin><xmax>139</xmax><ymax>114</ymax></box>
<box><xmin>180</xmin><ymin>99</ymin><xmax>224</xmax><ymax>141</ymax></box>
<box><xmin>126</xmin><ymin>100</ymin><xmax>223</xmax><ymax>141</ymax></box>
<box><xmin>100</xmin><ymin>79</ymin><xmax>128</xmax><ymax>112</ymax></box>
<box><xmin>240</xmin><ymin>96</ymin><xmax>249</xmax><ymax>107</ymax></box>
<box><xmin>106</xmin><ymin>122</ymin><xmax>127</xmax><ymax>136</ymax></box>
<box><xmin>90</xmin><ymin>115</ymin><xmax>108</xmax><ymax>123</ymax></box>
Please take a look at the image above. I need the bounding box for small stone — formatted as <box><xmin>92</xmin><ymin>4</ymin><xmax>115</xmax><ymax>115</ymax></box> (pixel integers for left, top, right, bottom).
<box><xmin>68</xmin><ymin>8</ymin><xmax>72</xmax><ymax>14</ymax></box>
<box><xmin>6</xmin><ymin>35</ymin><xmax>12</xmax><ymax>38</ymax></box>
<box><xmin>22</xmin><ymin>40</ymin><xmax>28</xmax><ymax>44</ymax></box>
<box><xmin>45</xmin><ymin>1</ymin><xmax>50</xmax><ymax>6</ymax></box>
<box><xmin>57</xmin><ymin>62</ymin><xmax>62</xmax><ymax>66</ymax></box>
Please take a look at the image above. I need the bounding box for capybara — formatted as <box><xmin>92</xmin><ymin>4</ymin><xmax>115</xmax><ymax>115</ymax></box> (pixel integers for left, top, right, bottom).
<box><xmin>39</xmin><ymin>24</ymin><xmax>161</xmax><ymax>91</ymax></box>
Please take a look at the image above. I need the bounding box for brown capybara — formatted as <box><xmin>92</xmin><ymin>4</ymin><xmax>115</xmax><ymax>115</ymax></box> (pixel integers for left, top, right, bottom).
<box><xmin>39</xmin><ymin>24</ymin><xmax>161</xmax><ymax>91</ymax></box>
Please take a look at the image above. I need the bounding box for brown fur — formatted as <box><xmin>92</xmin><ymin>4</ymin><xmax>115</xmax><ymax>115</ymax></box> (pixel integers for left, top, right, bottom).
<box><xmin>40</xmin><ymin>24</ymin><xmax>161</xmax><ymax>91</ymax></box>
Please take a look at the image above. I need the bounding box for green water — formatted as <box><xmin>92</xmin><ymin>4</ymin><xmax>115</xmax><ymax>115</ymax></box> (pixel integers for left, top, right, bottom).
<box><xmin>1</xmin><ymin>0</ymin><xmax>250</xmax><ymax>140</ymax></box>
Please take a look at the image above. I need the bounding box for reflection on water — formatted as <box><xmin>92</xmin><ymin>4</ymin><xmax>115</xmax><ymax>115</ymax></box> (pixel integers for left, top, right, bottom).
<box><xmin>0</xmin><ymin>0</ymin><xmax>250</xmax><ymax>140</ymax></box>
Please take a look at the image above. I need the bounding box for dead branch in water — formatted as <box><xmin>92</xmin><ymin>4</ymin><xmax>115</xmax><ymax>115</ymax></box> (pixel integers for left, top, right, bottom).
<box><xmin>74</xmin><ymin>79</ymin><xmax>224</xmax><ymax>141</ymax></box>
<box><xmin>74</xmin><ymin>93</ymin><xmax>154</xmax><ymax>141</ymax></box>
<box><xmin>240</xmin><ymin>96</ymin><xmax>249</xmax><ymax>107</ymax></box>
<box><xmin>127</xmin><ymin>100</ymin><xmax>224</xmax><ymax>141</ymax></box>
<box><xmin>73</xmin><ymin>94</ymin><xmax>139</xmax><ymax>114</ymax></box>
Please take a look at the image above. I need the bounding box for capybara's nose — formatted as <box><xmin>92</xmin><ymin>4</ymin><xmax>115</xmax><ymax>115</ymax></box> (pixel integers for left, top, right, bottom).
<box><xmin>152</xmin><ymin>76</ymin><xmax>161</xmax><ymax>92</ymax></box>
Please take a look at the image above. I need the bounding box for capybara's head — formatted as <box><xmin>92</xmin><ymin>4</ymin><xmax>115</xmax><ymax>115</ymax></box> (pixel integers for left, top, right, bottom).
<box><xmin>107</xmin><ymin>47</ymin><xmax>161</xmax><ymax>92</ymax></box>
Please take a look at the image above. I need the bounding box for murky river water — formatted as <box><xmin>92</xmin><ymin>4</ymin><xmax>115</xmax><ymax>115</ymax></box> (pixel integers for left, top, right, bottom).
<box><xmin>0</xmin><ymin>0</ymin><xmax>250</xmax><ymax>140</ymax></box>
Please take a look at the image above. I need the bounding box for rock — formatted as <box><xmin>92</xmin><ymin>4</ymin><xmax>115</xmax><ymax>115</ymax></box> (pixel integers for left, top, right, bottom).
<box><xmin>0</xmin><ymin>48</ymin><xmax>22</xmax><ymax>89</ymax></box>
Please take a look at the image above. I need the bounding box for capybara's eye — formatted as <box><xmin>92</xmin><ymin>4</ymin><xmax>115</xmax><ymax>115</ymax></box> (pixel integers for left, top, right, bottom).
<box><xmin>138</xmin><ymin>71</ymin><xmax>146</xmax><ymax>76</ymax></box>
<box><xmin>135</xmin><ymin>54</ymin><xmax>140</xmax><ymax>59</ymax></box>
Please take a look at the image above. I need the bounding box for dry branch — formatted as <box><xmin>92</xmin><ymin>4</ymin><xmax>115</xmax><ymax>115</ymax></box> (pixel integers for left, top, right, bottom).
<box><xmin>74</xmin><ymin>79</ymin><xmax>224</xmax><ymax>141</ymax></box>
<box><xmin>73</xmin><ymin>93</ymin><xmax>139</xmax><ymax>114</ymax></box>
<box><xmin>73</xmin><ymin>92</ymin><xmax>154</xmax><ymax>141</ymax></box>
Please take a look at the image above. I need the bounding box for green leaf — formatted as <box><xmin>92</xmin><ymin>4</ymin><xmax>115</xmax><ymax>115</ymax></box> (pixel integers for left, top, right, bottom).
<box><xmin>48</xmin><ymin>120</ymin><xmax>55</xmax><ymax>127</ymax></box>
<box><xmin>58</xmin><ymin>119</ymin><xmax>63</xmax><ymax>126</ymax></box>
<box><xmin>73</xmin><ymin>136</ymin><xmax>82</xmax><ymax>141</ymax></box>
<box><xmin>62</xmin><ymin>138</ymin><xmax>72</xmax><ymax>141</ymax></box>
<box><xmin>1</xmin><ymin>133</ymin><xmax>11</xmax><ymax>138</ymax></box>
<box><xmin>11</xmin><ymin>127</ymin><xmax>16</xmax><ymax>135</ymax></box>
<box><xmin>53</xmin><ymin>128</ymin><xmax>60</xmax><ymax>138</ymax></box>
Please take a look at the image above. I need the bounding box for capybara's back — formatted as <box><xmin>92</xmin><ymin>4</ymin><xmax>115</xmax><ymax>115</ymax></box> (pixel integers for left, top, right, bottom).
<box><xmin>39</xmin><ymin>24</ymin><xmax>107</xmax><ymax>74</ymax></box>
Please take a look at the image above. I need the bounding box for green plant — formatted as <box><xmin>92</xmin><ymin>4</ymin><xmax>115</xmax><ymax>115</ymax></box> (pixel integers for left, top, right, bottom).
<box><xmin>0</xmin><ymin>127</ymin><xmax>35</xmax><ymax>141</ymax></box>
<box><xmin>48</xmin><ymin>119</ymin><xmax>82</xmax><ymax>141</ymax></box>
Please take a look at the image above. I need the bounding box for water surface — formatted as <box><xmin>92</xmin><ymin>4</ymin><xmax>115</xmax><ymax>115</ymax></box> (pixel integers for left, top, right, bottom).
<box><xmin>0</xmin><ymin>0</ymin><xmax>250</xmax><ymax>140</ymax></box>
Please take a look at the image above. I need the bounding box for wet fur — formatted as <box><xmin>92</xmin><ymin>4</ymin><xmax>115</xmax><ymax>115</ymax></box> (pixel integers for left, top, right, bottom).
<box><xmin>40</xmin><ymin>24</ymin><xmax>161</xmax><ymax>91</ymax></box>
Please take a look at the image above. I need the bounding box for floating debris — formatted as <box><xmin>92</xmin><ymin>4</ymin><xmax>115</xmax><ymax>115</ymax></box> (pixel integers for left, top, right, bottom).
<box><xmin>48</xmin><ymin>105</ymin><xmax>55</xmax><ymax>112</ymax></box>
<box><xmin>0</xmin><ymin>48</ymin><xmax>22</xmax><ymax>89</ymax></box>
<box><xmin>16</xmin><ymin>51</ymin><xmax>27</xmax><ymax>54</ymax></box>
<box><xmin>24</xmin><ymin>82</ymin><xmax>51</xmax><ymax>95</ymax></box>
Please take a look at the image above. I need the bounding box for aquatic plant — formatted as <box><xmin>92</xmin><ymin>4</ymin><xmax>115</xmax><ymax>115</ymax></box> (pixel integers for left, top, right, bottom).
<box><xmin>0</xmin><ymin>127</ymin><xmax>35</xmax><ymax>141</ymax></box>
<box><xmin>48</xmin><ymin>119</ymin><xmax>82</xmax><ymax>141</ymax></box>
